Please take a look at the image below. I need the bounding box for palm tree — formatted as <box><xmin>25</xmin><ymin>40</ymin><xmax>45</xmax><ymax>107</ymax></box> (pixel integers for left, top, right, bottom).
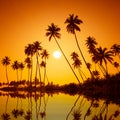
<box><xmin>46</xmin><ymin>23</ymin><xmax>80</xmax><ymax>84</ymax></box>
<box><xmin>11</xmin><ymin>60</ymin><xmax>19</xmax><ymax>82</ymax></box>
<box><xmin>65</xmin><ymin>14</ymin><xmax>93</xmax><ymax>78</ymax></box>
<box><xmin>92</xmin><ymin>47</ymin><xmax>113</xmax><ymax>77</ymax></box>
<box><xmin>113</xmin><ymin>62</ymin><xmax>120</xmax><ymax>73</ymax></box>
<box><xmin>25</xmin><ymin>44</ymin><xmax>35</xmax><ymax>87</ymax></box>
<box><xmin>85</xmin><ymin>36</ymin><xmax>97</xmax><ymax>54</ymax></box>
<box><xmin>41</xmin><ymin>49</ymin><xmax>49</xmax><ymax>85</ymax></box>
<box><xmin>1</xmin><ymin>113</ymin><xmax>11</xmax><ymax>120</ymax></box>
<box><xmin>71</xmin><ymin>52</ymin><xmax>87</xmax><ymax>82</ymax></box>
<box><xmin>24</xmin><ymin>57</ymin><xmax>32</xmax><ymax>83</ymax></box>
<box><xmin>111</xmin><ymin>44</ymin><xmax>120</xmax><ymax>59</ymax></box>
<box><xmin>19</xmin><ymin>62</ymin><xmax>25</xmax><ymax>81</ymax></box>
<box><xmin>33</xmin><ymin>41</ymin><xmax>42</xmax><ymax>87</ymax></box>
<box><xmin>1</xmin><ymin>56</ymin><xmax>11</xmax><ymax>85</ymax></box>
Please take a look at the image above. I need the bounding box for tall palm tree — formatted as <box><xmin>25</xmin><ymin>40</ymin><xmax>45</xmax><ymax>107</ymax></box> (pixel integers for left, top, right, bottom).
<box><xmin>19</xmin><ymin>62</ymin><xmax>25</xmax><ymax>81</ymax></box>
<box><xmin>46</xmin><ymin>23</ymin><xmax>80</xmax><ymax>84</ymax></box>
<box><xmin>11</xmin><ymin>60</ymin><xmax>19</xmax><ymax>82</ymax></box>
<box><xmin>65</xmin><ymin>14</ymin><xmax>93</xmax><ymax>78</ymax></box>
<box><xmin>1</xmin><ymin>56</ymin><xmax>11</xmax><ymax>85</ymax></box>
<box><xmin>25</xmin><ymin>57</ymin><xmax>32</xmax><ymax>84</ymax></box>
<box><xmin>85</xmin><ymin>36</ymin><xmax>97</xmax><ymax>54</ymax></box>
<box><xmin>111</xmin><ymin>44</ymin><xmax>120</xmax><ymax>59</ymax></box>
<box><xmin>33</xmin><ymin>41</ymin><xmax>43</xmax><ymax>87</ymax></box>
<box><xmin>25</xmin><ymin>44</ymin><xmax>35</xmax><ymax>87</ymax></box>
<box><xmin>41</xmin><ymin>49</ymin><xmax>49</xmax><ymax>85</ymax></box>
<box><xmin>92</xmin><ymin>47</ymin><xmax>113</xmax><ymax>76</ymax></box>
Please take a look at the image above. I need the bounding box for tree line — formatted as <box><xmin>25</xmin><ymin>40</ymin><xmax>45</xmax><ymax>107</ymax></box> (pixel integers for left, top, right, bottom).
<box><xmin>1</xmin><ymin>14</ymin><xmax>120</xmax><ymax>87</ymax></box>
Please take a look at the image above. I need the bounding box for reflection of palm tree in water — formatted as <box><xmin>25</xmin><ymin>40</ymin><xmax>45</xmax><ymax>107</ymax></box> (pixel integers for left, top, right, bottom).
<box><xmin>11</xmin><ymin>97</ymin><xmax>24</xmax><ymax>118</ymax></box>
<box><xmin>66</xmin><ymin>95</ymin><xmax>81</xmax><ymax>120</ymax></box>
<box><xmin>34</xmin><ymin>93</ymin><xmax>49</xmax><ymax>120</ymax></box>
<box><xmin>40</xmin><ymin>94</ymin><xmax>49</xmax><ymax>120</ymax></box>
<box><xmin>1</xmin><ymin>95</ymin><xmax>11</xmax><ymax>120</ymax></box>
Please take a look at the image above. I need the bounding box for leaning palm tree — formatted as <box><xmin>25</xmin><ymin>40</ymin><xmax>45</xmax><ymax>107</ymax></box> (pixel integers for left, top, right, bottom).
<box><xmin>111</xmin><ymin>44</ymin><xmax>120</xmax><ymax>59</ymax></box>
<box><xmin>46</xmin><ymin>23</ymin><xmax>80</xmax><ymax>84</ymax></box>
<box><xmin>92</xmin><ymin>47</ymin><xmax>114</xmax><ymax>77</ymax></box>
<box><xmin>1</xmin><ymin>56</ymin><xmax>11</xmax><ymax>85</ymax></box>
<box><xmin>25</xmin><ymin>44</ymin><xmax>35</xmax><ymax>87</ymax></box>
<box><xmin>41</xmin><ymin>49</ymin><xmax>49</xmax><ymax>85</ymax></box>
<box><xmin>65</xmin><ymin>14</ymin><xmax>93</xmax><ymax>78</ymax></box>
<box><xmin>11</xmin><ymin>60</ymin><xmax>19</xmax><ymax>82</ymax></box>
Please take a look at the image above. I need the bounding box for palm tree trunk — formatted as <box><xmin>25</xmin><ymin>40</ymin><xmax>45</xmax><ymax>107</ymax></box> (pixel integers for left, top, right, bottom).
<box><xmin>74</xmin><ymin>32</ymin><xmax>93</xmax><ymax>78</ymax></box>
<box><xmin>43</xmin><ymin>59</ymin><xmax>47</xmax><ymax>86</ymax></box>
<box><xmin>66</xmin><ymin>95</ymin><xmax>80</xmax><ymax>120</ymax></box>
<box><xmin>30</xmin><ymin>56</ymin><xmax>33</xmax><ymax>87</ymax></box>
<box><xmin>54</xmin><ymin>37</ymin><xmax>80</xmax><ymax>84</ymax></box>
<box><xmin>5</xmin><ymin>66</ymin><xmax>9</xmax><ymax>85</ymax></box>
<box><xmin>16</xmin><ymin>70</ymin><xmax>19</xmax><ymax>82</ymax></box>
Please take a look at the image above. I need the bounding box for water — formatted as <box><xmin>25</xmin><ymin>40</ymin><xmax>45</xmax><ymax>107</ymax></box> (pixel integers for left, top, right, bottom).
<box><xmin>0</xmin><ymin>91</ymin><xmax>120</xmax><ymax>120</ymax></box>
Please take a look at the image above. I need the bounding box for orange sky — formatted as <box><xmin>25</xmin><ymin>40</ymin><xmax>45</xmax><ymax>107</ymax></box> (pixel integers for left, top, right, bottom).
<box><xmin>0</xmin><ymin>0</ymin><xmax>120</xmax><ymax>85</ymax></box>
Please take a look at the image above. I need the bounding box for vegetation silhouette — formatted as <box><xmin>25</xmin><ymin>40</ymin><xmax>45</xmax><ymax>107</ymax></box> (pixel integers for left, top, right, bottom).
<box><xmin>0</xmin><ymin>14</ymin><xmax>120</xmax><ymax>120</ymax></box>
<box><xmin>1</xmin><ymin>56</ymin><xmax>11</xmax><ymax>85</ymax></box>
<box><xmin>65</xmin><ymin>14</ymin><xmax>93</xmax><ymax>78</ymax></box>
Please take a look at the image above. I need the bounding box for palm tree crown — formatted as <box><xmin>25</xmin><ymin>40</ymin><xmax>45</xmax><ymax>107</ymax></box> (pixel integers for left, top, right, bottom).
<box><xmin>46</xmin><ymin>23</ymin><xmax>61</xmax><ymax>41</ymax></box>
<box><xmin>93</xmin><ymin>47</ymin><xmax>113</xmax><ymax>65</ymax></box>
<box><xmin>65</xmin><ymin>14</ymin><xmax>83</xmax><ymax>34</ymax></box>
<box><xmin>24</xmin><ymin>44</ymin><xmax>35</xmax><ymax>57</ymax></box>
<box><xmin>111</xmin><ymin>44</ymin><xmax>120</xmax><ymax>57</ymax></box>
<box><xmin>1</xmin><ymin>56</ymin><xmax>11</xmax><ymax>66</ymax></box>
<box><xmin>85</xmin><ymin>36</ymin><xmax>97</xmax><ymax>54</ymax></box>
<box><xmin>41</xmin><ymin>49</ymin><xmax>49</xmax><ymax>59</ymax></box>
<box><xmin>33</xmin><ymin>41</ymin><xmax>42</xmax><ymax>53</ymax></box>
<box><xmin>71</xmin><ymin>52</ymin><xmax>79</xmax><ymax>61</ymax></box>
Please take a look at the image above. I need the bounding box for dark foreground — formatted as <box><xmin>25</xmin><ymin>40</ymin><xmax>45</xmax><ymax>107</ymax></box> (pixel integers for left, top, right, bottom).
<box><xmin>0</xmin><ymin>73</ymin><xmax>120</xmax><ymax>104</ymax></box>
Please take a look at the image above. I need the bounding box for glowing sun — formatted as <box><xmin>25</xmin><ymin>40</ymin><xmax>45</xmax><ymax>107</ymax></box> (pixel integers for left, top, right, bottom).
<box><xmin>53</xmin><ymin>51</ymin><xmax>61</xmax><ymax>59</ymax></box>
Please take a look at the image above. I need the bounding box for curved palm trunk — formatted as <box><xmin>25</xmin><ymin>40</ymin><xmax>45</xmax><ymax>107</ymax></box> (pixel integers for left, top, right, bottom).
<box><xmin>54</xmin><ymin>37</ymin><xmax>80</xmax><ymax>84</ymax></box>
<box><xmin>74</xmin><ymin>32</ymin><xmax>93</xmax><ymax>78</ymax></box>
<box><xmin>5</xmin><ymin>66</ymin><xmax>9</xmax><ymax>85</ymax></box>
<box><xmin>66</xmin><ymin>95</ymin><xmax>80</xmax><ymax>120</ymax></box>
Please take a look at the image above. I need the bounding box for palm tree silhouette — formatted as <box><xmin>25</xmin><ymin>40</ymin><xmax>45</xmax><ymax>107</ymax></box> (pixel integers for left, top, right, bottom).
<box><xmin>111</xmin><ymin>44</ymin><xmax>120</xmax><ymax>59</ymax></box>
<box><xmin>71</xmin><ymin>52</ymin><xmax>86</xmax><ymax>82</ymax></box>
<box><xmin>25</xmin><ymin>57</ymin><xmax>32</xmax><ymax>84</ymax></box>
<box><xmin>41</xmin><ymin>49</ymin><xmax>49</xmax><ymax>85</ymax></box>
<box><xmin>1</xmin><ymin>113</ymin><xmax>11</xmax><ymax>120</ymax></box>
<box><xmin>1</xmin><ymin>56</ymin><xmax>11</xmax><ymax>85</ymax></box>
<box><xmin>19</xmin><ymin>62</ymin><xmax>25</xmax><ymax>81</ymax></box>
<box><xmin>85</xmin><ymin>36</ymin><xmax>97</xmax><ymax>54</ymax></box>
<box><xmin>65</xmin><ymin>14</ymin><xmax>93</xmax><ymax>78</ymax></box>
<box><xmin>11</xmin><ymin>60</ymin><xmax>19</xmax><ymax>82</ymax></box>
<box><xmin>92</xmin><ymin>47</ymin><xmax>113</xmax><ymax>77</ymax></box>
<box><xmin>33</xmin><ymin>41</ymin><xmax>43</xmax><ymax>87</ymax></box>
<box><xmin>25</xmin><ymin>44</ymin><xmax>35</xmax><ymax>87</ymax></box>
<box><xmin>24</xmin><ymin>110</ymin><xmax>32</xmax><ymax>120</ymax></box>
<box><xmin>46</xmin><ymin>23</ymin><xmax>80</xmax><ymax>84</ymax></box>
<box><xmin>113</xmin><ymin>62</ymin><xmax>120</xmax><ymax>73</ymax></box>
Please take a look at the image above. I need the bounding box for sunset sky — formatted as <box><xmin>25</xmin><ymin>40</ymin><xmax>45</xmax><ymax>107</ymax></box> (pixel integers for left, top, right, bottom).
<box><xmin>0</xmin><ymin>0</ymin><xmax>120</xmax><ymax>85</ymax></box>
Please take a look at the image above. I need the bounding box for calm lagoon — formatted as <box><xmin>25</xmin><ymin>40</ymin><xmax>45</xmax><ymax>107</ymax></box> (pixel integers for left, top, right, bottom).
<box><xmin>0</xmin><ymin>91</ymin><xmax>120</xmax><ymax>120</ymax></box>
